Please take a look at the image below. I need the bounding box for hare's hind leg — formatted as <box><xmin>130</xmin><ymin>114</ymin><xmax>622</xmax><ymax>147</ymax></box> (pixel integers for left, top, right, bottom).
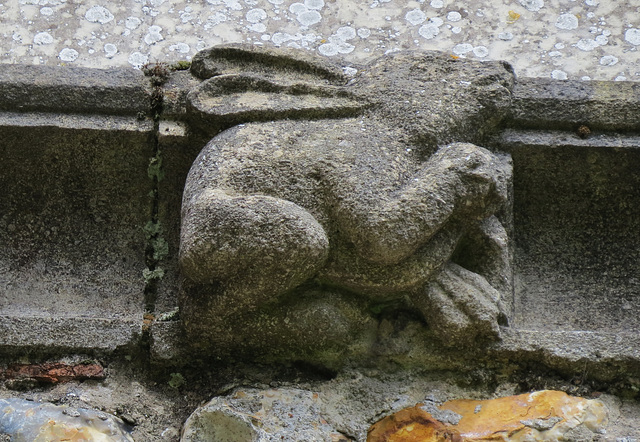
<box><xmin>180</xmin><ymin>188</ymin><xmax>329</xmax><ymax>317</ymax></box>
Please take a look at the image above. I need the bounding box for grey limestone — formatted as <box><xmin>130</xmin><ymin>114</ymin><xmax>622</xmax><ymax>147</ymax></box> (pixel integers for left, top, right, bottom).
<box><xmin>0</xmin><ymin>64</ymin><xmax>153</xmax><ymax>355</ymax></box>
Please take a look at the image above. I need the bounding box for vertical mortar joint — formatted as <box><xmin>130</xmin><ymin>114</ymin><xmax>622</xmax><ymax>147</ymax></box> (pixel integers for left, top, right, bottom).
<box><xmin>142</xmin><ymin>63</ymin><xmax>170</xmax><ymax>317</ymax></box>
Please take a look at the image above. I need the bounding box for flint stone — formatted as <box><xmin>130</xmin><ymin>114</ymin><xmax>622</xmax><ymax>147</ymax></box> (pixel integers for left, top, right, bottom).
<box><xmin>0</xmin><ymin>398</ymin><xmax>133</xmax><ymax>441</ymax></box>
<box><xmin>181</xmin><ymin>374</ymin><xmax>625</xmax><ymax>442</ymax></box>
<box><xmin>180</xmin><ymin>388</ymin><xmax>346</xmax><ymax>442</ymax></box>
<box><xmin>367</xmin><ymin>390</ymin><xmax>608</xmax><ymax>441</ymax></box>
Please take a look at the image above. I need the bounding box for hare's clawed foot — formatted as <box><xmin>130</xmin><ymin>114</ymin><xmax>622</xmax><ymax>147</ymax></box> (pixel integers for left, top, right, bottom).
<box><xmin>415</xmin><ymin>261</ymin><xmax>506</xmax><ymax>347</ymax></box>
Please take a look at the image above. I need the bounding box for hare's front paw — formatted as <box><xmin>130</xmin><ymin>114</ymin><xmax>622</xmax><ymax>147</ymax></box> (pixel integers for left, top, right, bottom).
<box><xmin>413</xmin><ymin>261</ymin><xmax>506</xmax><ymax>347</ymax></box>
<box><xmin>435</xmin><ymin>143</ymin><xmax>510</xmax><ymax>219</ymax></box>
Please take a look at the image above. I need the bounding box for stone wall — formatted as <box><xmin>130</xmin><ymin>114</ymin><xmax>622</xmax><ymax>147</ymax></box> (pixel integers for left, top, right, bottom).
<box><xmin>2</xmin><ymin>0</ymin><xmax>640</xmax><ymax>80</ymax></box>
<box><xmin>3</xmin><ymin>3</ymin><xmax>640</xmax><ymax>440</ymax></box>
<box><xmin>2</xmin><ymin>41</ymin><xmax>640</xmax><ymax>375</ymax></box>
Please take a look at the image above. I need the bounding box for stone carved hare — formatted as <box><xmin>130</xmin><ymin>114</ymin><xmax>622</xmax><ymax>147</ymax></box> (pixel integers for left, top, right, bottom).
<box><xmin>179</xmin><ymin>45</ymin><xmax>514</xmax><ymax>362</ymax></box>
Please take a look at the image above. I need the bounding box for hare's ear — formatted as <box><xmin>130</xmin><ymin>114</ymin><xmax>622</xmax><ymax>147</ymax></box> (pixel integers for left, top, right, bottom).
<box><xmin>187</xmin><ymin>45</ymin><xmax>368</xmax><ymax>131</ymax></box>
<box><xmin>190</xmin><ymin>43</ymin><xmax>348</xmax><ymax>85</ymax></box>
<box><xmin>187</xmin><ymin>45</ymin><xmax>367</xmax><ymax>131</ymax></box>
<box><xmin>187</xmin><ymin>73</ymin><xmax>368</xmax><ymax>130</ymax></box>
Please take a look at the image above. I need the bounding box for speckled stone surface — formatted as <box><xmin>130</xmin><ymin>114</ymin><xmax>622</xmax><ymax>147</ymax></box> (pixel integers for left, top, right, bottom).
<box><xmin>1</xmin><ymin>0</ymin><xmax>639</xmax><ymax>80</ymax></box>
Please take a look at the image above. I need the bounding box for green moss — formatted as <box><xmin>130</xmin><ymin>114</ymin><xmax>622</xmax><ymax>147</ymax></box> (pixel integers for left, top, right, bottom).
<box><xmin>168</xmin><ymin>372</ymin><xmax>186</xmax><ymax>389</ymax></box>
<box><xmin>368</xmin><ymin>299</ymin><xmax>405</xmax><ymax>316</ymax></box>
<box><xmin>147</xmin><ymin>154</ymin><xmax>165</xmax><ymax>182</ymax></box>
<box><xmin>170</xmin><ymin>60</ymin><xmax>192</xmax><ymax>71</ymax></box>
<box><xmin>158</xmin><ymin>307</ymin><xmax>180</xmax><ymax>321</ymax></box>
<box><xmin>151</xmin><ymin>237</ymin><xmax>169</xmax><ymax>261</ymax></box>
<box><xmin>144</xmin><ymin>221</ymin><xmax>169</xmax><ymax>261</ymax></box>
<box><xmin>143</xmin><ymin>267</ymin><xmax>165</xmax><ymax>282</ymax></box>
<box><xmin>143</xmin><ymin>221</ymin><xmax>162</xmax><ymax>239</ymax></box>
<box><xmin>142</xmin><ymin>62</ymin><xmax>170</xmax><ymax>86</ymax></box>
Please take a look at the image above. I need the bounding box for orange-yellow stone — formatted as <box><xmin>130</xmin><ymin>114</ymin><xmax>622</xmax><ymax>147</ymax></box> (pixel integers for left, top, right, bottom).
<box><xmin>367</xmin><ymin>390</ymin><xmax>607</xmax><ymax>442</ymax></box>
<box><xmin>366</xmin><ymin>406</ymin><xmax>459</xmax><ymax>442</ymax></box>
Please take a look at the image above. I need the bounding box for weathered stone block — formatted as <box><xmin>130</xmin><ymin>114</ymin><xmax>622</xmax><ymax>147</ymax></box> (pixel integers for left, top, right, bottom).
<box><xmin>0</xmin><ymin>66</ymin><xmax>153</xmax><ymax>354</ymax></box>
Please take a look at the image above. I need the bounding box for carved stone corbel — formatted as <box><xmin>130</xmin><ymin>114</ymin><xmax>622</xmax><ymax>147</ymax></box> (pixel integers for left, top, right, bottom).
<box><xmin>178</xmin><ymin>45</ymin><xmax>515</xmax><ymax>363</ymax></box>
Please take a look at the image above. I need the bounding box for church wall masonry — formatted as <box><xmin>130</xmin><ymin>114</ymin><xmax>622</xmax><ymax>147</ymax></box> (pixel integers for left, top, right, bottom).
<box><xmin>2</xmin><ymin>0</ymin><xmax>640</xmax><ymax>82</ymax></box>
<box><xmin>2</xmin><ymin>45</ymin><xmax>640</xmax><ymax>439</ymax></box>
<box><xmin>2</xmin><ymin>45</ymin><xmax>637</xmax><ymax>370</ymax></box>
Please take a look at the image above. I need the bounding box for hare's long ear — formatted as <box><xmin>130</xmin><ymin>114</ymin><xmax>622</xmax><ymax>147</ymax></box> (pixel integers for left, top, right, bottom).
<box><xmin>187</xmin><ymin>74</ymin><xmax>367</xmax><ymax>128</ymax></box>
<box><xmin>187</xmin><ymin>44</ymin><xmax>369</xmax><ymax>131</ymax></box>
<box><xmin>190</xmin><ymin>43</ymin><xmax>348</xmax><ymax>85</ymax></box>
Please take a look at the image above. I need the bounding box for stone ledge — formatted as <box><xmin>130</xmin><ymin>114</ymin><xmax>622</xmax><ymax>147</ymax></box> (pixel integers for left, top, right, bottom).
<box><xmin>0</xmin><ymin>65</ymin><xmax>149</xmax><ymax>116</ymax></box>
<box><xmin>0</xmin><ymin>316</ymin><xmax>142</xmax><ymax>354</ymax></box>
<box><xmin>497</xmin><ymin>128</ymin><xmax>640</xmax><ymax>150</ymax></box>
<box><xmin>510</xmin><ymin>78</ymin><xmax>640</xmax><ymax>131</ymax></box>
<box><xmin>491</xmin><ymin>328</ymin><xmax>640</xmax><ymax>382</ymax></box>
<box><xmin>6</xmin><ymin>65</ymin><xmax>640</xmax><ymax>133</ymax></box>
<box><xmin>0</xmin><ymin>111</ymin><xmax>154</xmax><ymax>132</ymax></box>
<box><xmin>496</xmin><ymin>328</ymin><xmax>640</xmax><ymax>361</ymax></box>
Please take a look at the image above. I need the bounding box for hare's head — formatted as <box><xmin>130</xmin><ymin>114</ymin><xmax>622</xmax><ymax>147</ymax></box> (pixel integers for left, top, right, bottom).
<box><xmin>351</xmin><ymin>51</ymin><xmax>515</xmax><ymax>148</ymax></box>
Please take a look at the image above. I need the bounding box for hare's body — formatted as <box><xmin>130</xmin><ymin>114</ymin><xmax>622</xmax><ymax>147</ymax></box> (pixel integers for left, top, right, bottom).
<box><xmin>183</xmin><ymin>118</ymin><xmax>509</xmax><ymax>310</ymax></box>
